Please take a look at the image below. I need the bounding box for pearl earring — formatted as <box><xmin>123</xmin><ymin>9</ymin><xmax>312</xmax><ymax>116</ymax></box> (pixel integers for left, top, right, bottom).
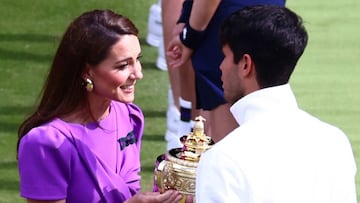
<box><xmin>85</xmin><ymin>78</ymin><xmax>94</xmax><ymax>92</ymax></box>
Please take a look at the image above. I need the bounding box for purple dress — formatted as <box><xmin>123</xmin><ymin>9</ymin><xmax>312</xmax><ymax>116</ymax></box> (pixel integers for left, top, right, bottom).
<box><xmin>18</xmin><ymin>101</ymin><xmax>144</xmax><ymax>203</ymax></box>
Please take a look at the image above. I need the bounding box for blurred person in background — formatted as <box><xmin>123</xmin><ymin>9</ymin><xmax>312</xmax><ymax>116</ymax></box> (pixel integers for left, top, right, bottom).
<box><xmin>161</xmin><ymin>0</ymin><xmax>202</xmax><ymax>150</ymax></box>
<box><xmin>167</xmin><ymin>0</ymin><xmax>285</xmax><ymax>142</ymax></box>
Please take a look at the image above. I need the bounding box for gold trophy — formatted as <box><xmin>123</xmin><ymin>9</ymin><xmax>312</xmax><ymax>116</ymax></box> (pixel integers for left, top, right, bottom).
<box><xmin>155</xmin><ymin>116</ymin><xmax>213</xmax><ymax>202</ymax></box>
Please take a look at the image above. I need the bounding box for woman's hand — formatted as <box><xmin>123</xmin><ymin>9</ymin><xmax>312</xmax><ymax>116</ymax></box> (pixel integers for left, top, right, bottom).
<box><xmin>125</xmin><ymin>190</ymin><xmax>183</xmax><ymax>203</ymax></box>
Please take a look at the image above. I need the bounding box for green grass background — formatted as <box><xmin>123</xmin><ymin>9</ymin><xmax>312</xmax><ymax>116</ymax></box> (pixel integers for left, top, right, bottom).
<box><xmin>0</xmin><ymin>0</ymin><xmax>359</xmax><ymax>202</ymax></box>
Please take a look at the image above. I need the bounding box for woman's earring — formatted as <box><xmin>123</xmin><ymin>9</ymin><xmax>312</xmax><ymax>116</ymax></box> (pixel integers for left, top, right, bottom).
<box><xmin>85</xmin><ymin>78</ymin><xmax>94</xmax><ymax>92</ymax></box>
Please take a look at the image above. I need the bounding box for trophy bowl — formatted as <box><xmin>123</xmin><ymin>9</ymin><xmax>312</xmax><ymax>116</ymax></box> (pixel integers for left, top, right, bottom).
<box><xmin>154</xmin><ymin>116</ymin><xmax>213</xmax><ymax>199</ymax></box>
<box><xmin>155</xmin><ymin>148</ymin><xmax>198</xmax><ymax>195</ymax></box>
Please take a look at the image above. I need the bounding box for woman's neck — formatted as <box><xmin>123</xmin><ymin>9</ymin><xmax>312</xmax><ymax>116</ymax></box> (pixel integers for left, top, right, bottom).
<box><xmin>61</xmin><ymin>99</ymin><xmax>111</xmax><ymax>124</ymax></box>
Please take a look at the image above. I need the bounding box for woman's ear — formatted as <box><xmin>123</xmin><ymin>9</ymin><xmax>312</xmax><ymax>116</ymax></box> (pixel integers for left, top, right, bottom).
<box><xmin>82</xmin><ymin>64</ymin><xmax>92</xmax><ymax>79</ymax></box>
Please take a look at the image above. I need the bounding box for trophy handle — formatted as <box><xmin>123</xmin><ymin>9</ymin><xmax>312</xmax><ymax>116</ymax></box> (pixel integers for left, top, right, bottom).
<box><xmin>155</xmin><ymin>160</ymin><xmax>168</xmax><ymax>193</ymax></box>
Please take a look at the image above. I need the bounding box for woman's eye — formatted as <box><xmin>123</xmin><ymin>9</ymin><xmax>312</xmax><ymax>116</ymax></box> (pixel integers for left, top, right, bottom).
<box><xmin>118</xmin><ymin>62</ymin><xmax>129</xmax><ymax>69</ymax></box>
<box><xmin>136</xmin><ymin>55</ymin><xmax>143</xmax><ymax>62</ymax></box>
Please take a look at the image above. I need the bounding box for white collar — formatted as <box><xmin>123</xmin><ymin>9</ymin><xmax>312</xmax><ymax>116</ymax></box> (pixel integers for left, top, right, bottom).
<box><xmin>230</xmin><ymin>84</ymin><xmax>299</xmax><ymax>125</ymax></box>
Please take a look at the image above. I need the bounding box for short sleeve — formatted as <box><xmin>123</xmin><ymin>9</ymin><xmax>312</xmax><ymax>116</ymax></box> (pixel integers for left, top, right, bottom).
<box><xmin>126</xmin><ymin>103</ymin><xmax>144</xmax><ymax>148</ymax></box>
<box><xmin>18</xmin><ymin>125</ymin><xmax>75</xmax><ymax>200</ymax></box>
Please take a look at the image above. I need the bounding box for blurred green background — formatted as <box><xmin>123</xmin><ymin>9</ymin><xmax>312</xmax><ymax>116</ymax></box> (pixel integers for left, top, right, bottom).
<box><xmin>0</xmin><ymin>0</ymin><xmax>359</xmax><ymax>202</ymax></box>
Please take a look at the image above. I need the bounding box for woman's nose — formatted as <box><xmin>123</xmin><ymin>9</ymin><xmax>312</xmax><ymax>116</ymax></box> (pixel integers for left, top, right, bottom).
<box><xmin>131</xmin><ymin>63</ymin><xmax>143</xmax><ymax>80</ymax></box>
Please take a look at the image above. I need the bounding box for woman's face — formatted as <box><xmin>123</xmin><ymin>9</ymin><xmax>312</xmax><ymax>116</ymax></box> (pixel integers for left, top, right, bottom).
<box><xmin>87</xmin><ymin>34</ymin><xmax>143</xmax><ymax>104</ymax></box>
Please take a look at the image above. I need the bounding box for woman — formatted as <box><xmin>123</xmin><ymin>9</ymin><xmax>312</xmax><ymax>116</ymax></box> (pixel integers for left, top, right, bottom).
<box><xmin>17</xmin><ymin>9</ymin><xmax>182</xmax><ymax>203</ymax></box>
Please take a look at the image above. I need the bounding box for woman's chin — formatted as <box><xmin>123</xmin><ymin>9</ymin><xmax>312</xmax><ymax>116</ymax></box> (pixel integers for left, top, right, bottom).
<box><xmin>116</xmin><ymin>96</ymin><xmax>134</xmax><ymax>103</ymax></box>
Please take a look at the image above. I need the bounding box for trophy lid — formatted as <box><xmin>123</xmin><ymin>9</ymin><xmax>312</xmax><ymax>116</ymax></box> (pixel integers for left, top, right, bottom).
<box><xmin>180</xmin><ymin>116</ymin><xmax>213</xmax><ymax>162</ymax></box>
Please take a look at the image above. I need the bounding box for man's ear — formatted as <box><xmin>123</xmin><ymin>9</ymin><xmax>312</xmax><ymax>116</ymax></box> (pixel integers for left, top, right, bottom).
<box><xmin>239</xmin><ymin>54</ymin><xmax>254</xmax><ymax>77</ymax></box>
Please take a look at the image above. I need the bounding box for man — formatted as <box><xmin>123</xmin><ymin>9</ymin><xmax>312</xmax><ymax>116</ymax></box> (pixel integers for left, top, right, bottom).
<box><xmin>195</xmin><ymin>5</ymin><xmax>357</xmax><ymax>203</ymax></box>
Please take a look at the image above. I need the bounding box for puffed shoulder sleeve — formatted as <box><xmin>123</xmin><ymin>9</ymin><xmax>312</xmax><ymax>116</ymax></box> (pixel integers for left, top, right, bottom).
<box><xmin>127</xmin><ymin>103</ymin><xmax>144</xmax><ymax>143</ymax></box>
<box><xmin>18</xmin><ymin>124</ymin><xmax>75</xmax><ymax>199</ymax></box>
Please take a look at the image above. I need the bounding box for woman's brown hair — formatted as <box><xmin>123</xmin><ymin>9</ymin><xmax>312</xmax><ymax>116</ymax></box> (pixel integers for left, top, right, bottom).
<box><xmin>17</xmin><ymin>10</ymin><xmax>139</xmax><ymax>151</ymax></box>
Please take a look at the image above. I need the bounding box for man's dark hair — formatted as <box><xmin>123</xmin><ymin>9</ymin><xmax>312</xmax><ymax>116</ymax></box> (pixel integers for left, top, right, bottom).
<box><xmin>220</xmin><ymin>5</ymin><xmax>308</xmax><ymax>88</ymax></box>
